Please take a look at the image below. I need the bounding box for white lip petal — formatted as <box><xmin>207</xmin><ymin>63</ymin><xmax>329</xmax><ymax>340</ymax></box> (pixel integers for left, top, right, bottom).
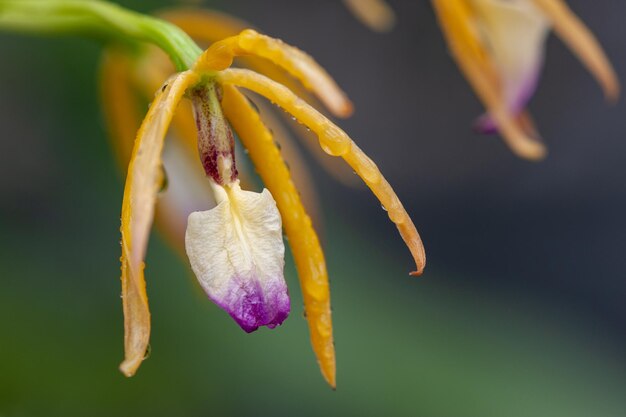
<box><xmin>471</xmin><ymin>0</ymin><xmax>550</xmax><ymax>112</ymax></box>
<box><xmin>185</xmin><ymin>182</ymin><xmax>290</xmax><ymax>332</ymax></box>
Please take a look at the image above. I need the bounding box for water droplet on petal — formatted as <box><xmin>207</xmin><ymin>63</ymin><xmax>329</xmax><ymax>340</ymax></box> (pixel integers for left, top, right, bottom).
<box><xmin>158</xmin><ymin>164</ymin><xmax>169</xmax><ymax>193</ymax></box>
<box><xmin>143</xmin><ymin>344</ymin><xmax>152</xmax><ymax>360</ymax></box>
<box><xmin>245</xmin><ymin>96</ymin><xmax>260</xmax><ymax>114</ymax></box>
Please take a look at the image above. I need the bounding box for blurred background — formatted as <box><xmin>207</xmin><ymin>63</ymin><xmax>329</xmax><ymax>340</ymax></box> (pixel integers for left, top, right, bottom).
<box><xmin>1</xmin><ymin>0</ymin><xmax>625</xmax><ymax>416</ymax></box>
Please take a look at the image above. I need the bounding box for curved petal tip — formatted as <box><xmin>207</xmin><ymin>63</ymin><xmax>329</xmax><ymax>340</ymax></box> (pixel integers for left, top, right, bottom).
<box><xmin>221</xmin><ymin>277</ymin><xmax>290</xmax><ymax>333</ymax></box>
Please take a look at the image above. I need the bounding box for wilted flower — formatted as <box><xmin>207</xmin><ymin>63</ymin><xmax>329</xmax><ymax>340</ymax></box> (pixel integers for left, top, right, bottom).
<box><xmin>107</xmin><ymin>25</ymin><xmax>426</xmax><ymax>388</ymax></box>
<box><xmin>432</xmin><ymin>0</ymin><xmax>620</xmax><ymax>159</ymax></box>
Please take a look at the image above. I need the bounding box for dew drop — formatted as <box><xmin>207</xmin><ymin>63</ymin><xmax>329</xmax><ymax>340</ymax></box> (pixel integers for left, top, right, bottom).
<box><xmin>319</xmin><ymin>140</ymin><xmax>350</xmax><ymax>157</ymax></box>
<box><xmin>158</xmin><ymin>164</ymin><xmax>169</xmax><ymax>193</ymax></box>
<box><xmin>389</xmin><ymin>210</ymin><xmax>404</xmax><ymax>224</ymax></box>
<box><xmin>245</xmin><ymin>96</ymin><xmax>260</xmax><ymax>114</ymax></box>
<box><xmin>316</xmin><ymin>320</ymin><xmax>331</xmax><ymax>338</ymax></box>
<box><xmin>143</xmin><ymin>344</ymin><xmax>152</xmax><ymax>360</ymax></box>
<box><xmin>319</xmin><ymin>128</ymin><xmax>350</xmax><ymax>156</ymax></box>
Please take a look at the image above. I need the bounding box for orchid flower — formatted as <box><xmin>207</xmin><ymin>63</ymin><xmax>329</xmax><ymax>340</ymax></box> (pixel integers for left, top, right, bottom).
<box><xmin>431</xmin><ymin>0</ymin><xmax>620</xmax><ymax>160</ymax></box>
<box><xmin>0</xmin><ymin>1</ymin><xmax>426</xmax><ymax>388</ymax></box>
<box><xmin>119</xmin><ymin>29</ymin><xmax>426</xmax><ymax>387</ymax></box>
<box><xmin>343</xmin><ymin>0</ymin><xmax>619</xmax><ymax>159</ymax></box>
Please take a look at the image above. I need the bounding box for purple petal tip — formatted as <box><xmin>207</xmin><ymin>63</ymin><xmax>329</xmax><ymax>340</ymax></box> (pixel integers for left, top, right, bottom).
<box><xmin>473</xmin><ymin>114</ymin><xmax>499</xmax><ymax>135</ymax></box>
<box><xmin>218</xmin><ymin>276</ymin><xmax>290</xmax><ymax>333</ymax></box>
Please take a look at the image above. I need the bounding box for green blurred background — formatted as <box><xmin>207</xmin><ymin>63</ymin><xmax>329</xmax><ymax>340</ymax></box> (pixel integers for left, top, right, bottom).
<box><xmin>1</xmin><ymin>1</ymin><xmax>625</xmax><ymax>416</ymax></box>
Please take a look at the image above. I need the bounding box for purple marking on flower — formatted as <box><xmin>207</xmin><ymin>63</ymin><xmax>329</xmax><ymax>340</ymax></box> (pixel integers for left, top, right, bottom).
<box><xmin>191</xmin><ymin>84</ymin><xmax>238</xmax><ymax>185</ymax></box>
<box><xmin>213</xmin><ymin>275</ymin><xmax>291</xmax><ymax>333</ymax></box>
<box><xmin>473</xmin><ymin>114</ymin><xmax>500</xmax><ymax>135</ymax></box>
<box><xmin>474</xmin><ymin>61</ymin><xmax>543</xmax><ymax>135</ymax></box>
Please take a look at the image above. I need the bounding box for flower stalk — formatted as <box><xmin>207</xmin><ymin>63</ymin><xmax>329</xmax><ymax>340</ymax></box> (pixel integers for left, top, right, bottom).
<box><xmin>0</xmin><ymin>0</ymin><xmax>202</xmax><ymax>70</ymax></box>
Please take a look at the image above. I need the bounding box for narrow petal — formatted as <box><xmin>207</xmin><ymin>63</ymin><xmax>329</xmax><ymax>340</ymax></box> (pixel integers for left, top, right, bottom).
<box><xmin>185</xmin><ymin>182</ymin><xmax>290</xmax><ymax>333</ymax></box>
<box><xmin>119</xmin><ymin>70</ymin><xmax>198</xmax><ymax>377</ymax></box>
<box><xmin>102</xmin><ymin>48</ymin><xmax>216</xmax><ymax>255</ymax></box>
<box><xmin>194</xmin><ymin>30</ymin><xmax>353</xmax><ymax>117</ymax></box>
<box><xmin>343</xmin><ymin>0</ymin><xmax>396</xmax><ymax>32</ymax></box>
<box><xmin>532</xmin><ymin>0</ymin><xmax>620</xmax><ymax>101</ymax></box>
<box><xmin>432</xmin><ymin>0</ymin><xmax>546</xmax><ymax>160</ymax></box>
<box><xmin>218</xmin><ymin>69</ymin><xmax>426</xmax><ymax>275</ymax></box>
<box><xmin>222</xmin><ymin>84</ymin><xmax>336</xmax><ymax>387</ymax></box>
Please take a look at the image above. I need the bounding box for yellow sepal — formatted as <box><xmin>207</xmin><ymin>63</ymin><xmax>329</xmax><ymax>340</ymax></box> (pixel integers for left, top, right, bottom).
<box><xmin>119</xmin><ymin>70</ymin><xmax>199</xmax><ymax>376</ymax></box>
<box><xmin>222</xmin><ymin>84</ymin><xmax>336</xmax><ymax>388</ymax></box>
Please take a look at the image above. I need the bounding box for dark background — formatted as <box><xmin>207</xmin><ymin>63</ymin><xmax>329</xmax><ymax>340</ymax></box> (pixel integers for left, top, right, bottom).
<box><xmin>0</xmin><ymin>1</ymin><xmax>625</xmax><ymax>416</ymax></box>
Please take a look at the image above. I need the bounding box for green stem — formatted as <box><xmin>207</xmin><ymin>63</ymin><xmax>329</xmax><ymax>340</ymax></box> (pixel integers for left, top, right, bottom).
<box><xmin>0</xmin><ymin>0</ymin><xmax>203</xmax><ymax>71</ymax></box>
